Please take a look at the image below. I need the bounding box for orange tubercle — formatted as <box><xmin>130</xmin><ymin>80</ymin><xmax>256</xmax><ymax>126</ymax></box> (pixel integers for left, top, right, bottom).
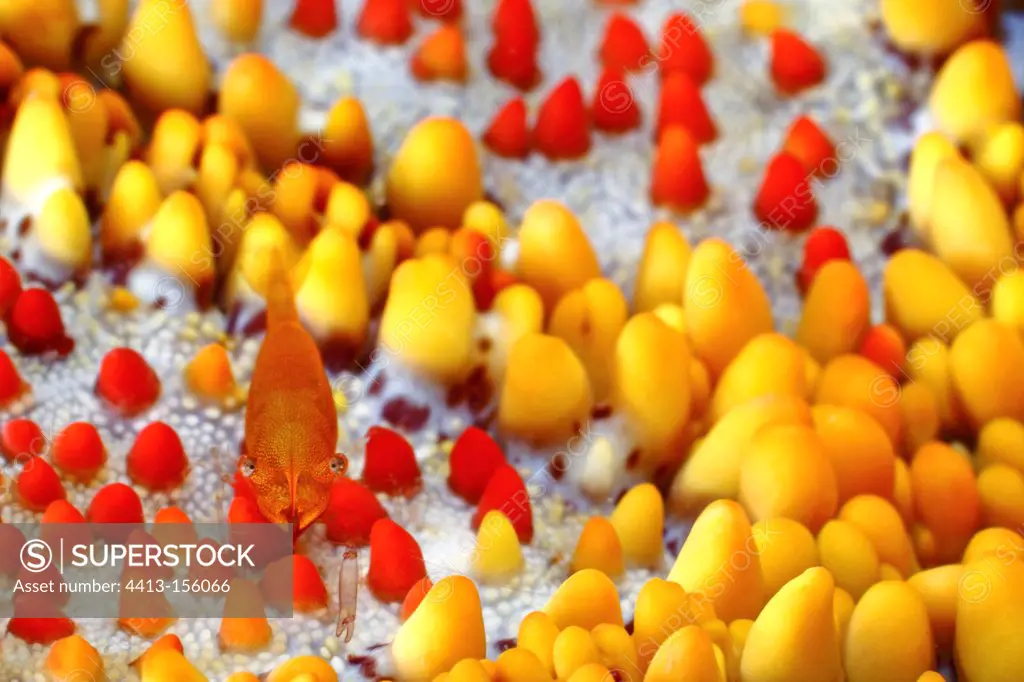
<box><xmin>119</xmin><ymin>612</ymin><xmax>176</xmax><ymax>639</ymax></box>
<box><xmin>50</xmin><ymin>422</ymin><xmax>106</xmax><ymax>483</ymax></box>
<box><xmin>152</xmin><ymin>506</ymin><xmax>199</xmax><ymax>548</ymax></box>
<box><xmin>411</xmin><ymin>25</ymin><xmax>468</xmax><ymax>83</ymax></box>
<box><xmin>41</xmin><ymin>499</ymin><xmax>86</xmax><ymax>525</ymax></box>
<box><xmin>130</xmin><ymin>633</ymin><xmax>184</xmax><ymax>668</ymax></box>
<box><xmin>184</xmin><ymin>343</ymin><xmax>237</xmax><ymax>401</ymax></box>
<box><xmin>219</xmin><ymin>580</ymin><xmax>273</xmax><ymax>651</ymax></box>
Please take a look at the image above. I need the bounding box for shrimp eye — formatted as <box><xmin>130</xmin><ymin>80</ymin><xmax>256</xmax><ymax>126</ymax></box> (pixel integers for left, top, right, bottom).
<box><xmin>241</xmin><ymin>457</ymin><xmax>256</xmax><ymax>477</ymax></box>
<box><xmin>330</xmin><ymin>454</ymin><xmax>348</xmax><ymax>476</ymax></box>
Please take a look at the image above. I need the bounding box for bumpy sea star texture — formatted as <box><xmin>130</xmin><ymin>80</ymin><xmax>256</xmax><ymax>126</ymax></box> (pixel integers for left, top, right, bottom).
<box><xmin>1</xmin><ymin>0</ymin><xmax>1022</xmax><ymax>679</ymax></box>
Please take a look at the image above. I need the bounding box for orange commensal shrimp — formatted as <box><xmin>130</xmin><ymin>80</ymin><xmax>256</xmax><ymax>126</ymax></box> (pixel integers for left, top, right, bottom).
<box><xmin>240</xmin><ymin>247</ymin><xmax>348</xmax><ymax>535</ymax></box>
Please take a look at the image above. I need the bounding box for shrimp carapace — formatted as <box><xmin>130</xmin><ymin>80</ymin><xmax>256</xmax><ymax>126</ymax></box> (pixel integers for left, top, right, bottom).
<box><xmin>241</xmin><ymin>247</ymin><xmax>347</xmax><ymax>535</ymax></box>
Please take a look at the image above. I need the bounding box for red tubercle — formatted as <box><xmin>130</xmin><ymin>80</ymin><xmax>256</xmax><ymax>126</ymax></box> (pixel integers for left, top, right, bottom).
<box><xmin>233</xmin><ymin>467</ymin><xmax>259</xmax><ymax>505</ymax></box>
<box><xmin>0</xmin><ymin>523</ymin><xmax>27</xmax><ymax>578</ymax></box>
<box><xmin>487</xmin><ymin>37</ymin><xmax>541</xmax><ymax>91</ymax></box>
<box><xmin>41</xmin><ymin>499</ymin><xmax>87</xmax><ymax>525</ymax></box>
<box><xmin>399</xmin><ymin>576</ymin><xmax>433</xmax><ymax>622</ymax></box>
<box><xmin>357</xmin><ymin>0</ymin><xmax>413</xmax><ymax>45</ymax></box>
<box><xmin>651</xmin><ymin>126</ymin><xmax>709</xmax><ymax>213</ymax></box>
<box><xmin>753</xmin><ymin>152</ymin><xmax>818</xmax><ymax>233</ymax></box>
<box><xmin>797</xmin><ymin>226</ymin><xmax>851</xmax><ymax>293</ymax></box>
<box><xmin>87</xmin><ymin>482</ymin><xmax>145</xmax><ymax>527</ymax></box>
<box><xmin>859</xmin><ymin>324</ymin><xmax>908</xmax><ymax>381</ymax></box>
<box><xmin>7</xmin><ymin>613</ymin><xmax>75</xmax><ymax>645</ymax></box>
<box><xmin>261</xmin><ymin>554</ymin><xmax>329</xmax><ymax>613</ymax></box>
<box><xmin>473</xmin><ymin>465</ymin><xmax>533</xmax><ymax>544</ymax></box>
<box><xmin>1</xmin><ymin>418</ymin><xmax>45</xmax><ymax>462</ymax></box>
<box><xmin>657</xmin><ymin>12</ymin><xmax>714</xmax><ymax>85</ymax></box>
<box><xmin>228</xmin><ymin>496</ymin><xmax>270</xmax><ymax>524</ymax></box>
<box><xmin>473</xmin><ymin>269</ymin><xmax>519</xmax><ymax>312</ymax></box>
<box><xmin>492</xmin><ymin>0</ymin><xmax>540</xmax><ymax>46</ymax></box>
<box><xmin>450</xmin><ymin>229</ymin><xmax>494</xmax><ymax>288</ymax></box>
<box><xmin>290</xmin><ymin>0</ymin><xmax>339</xmax><ymax>39</ymax></box>
<box><xmin>599</xmin><ymin>13</ymin><xmax>649</xmax><ymax>72</ymax></box>
<box><xmin>96</xmin><ymin>347</ymin><xmax>161</xmax><ymax>416</ymax></box>
<box><xmin>0</xmin><ymin>255</ymin><xmax>21</xmax><ymax>318</ymax></box>
<box><xmin>655</xmin><ymin>71</ymin><xmax>716</xmax><ymax>145</ymax></box>
<box><xmin>448</xmin><ymin>426</ymin><xmax>507</xmax><ymax>503</ymax></box>
<box><xmin>770</xmin><ymin>29</ymin><xmax>826</xmax><ymax>95</ymax></box>
<box><xmin>782</xmin><ymin>115</ymin><xmax>838</xmax><ymax>178</ymax></box>
<box><xmin>488</xmin><ymin>270</ymin><xmax>519</xmax><ymax>297</ymax></box>
<box><xmin>126</xmin><ymin>422</ymin><xmax>189</xmax><ymax>491</ymax></box>
<box><xmin>15</xmin><ymin>457</ymin><xmax>66</xmax><ymax>512</ymax></box>
<box><xmin>0</xmin><ymin>349</ymin><xmax>28</xmax><ymax>406</ymax></box>
<box><xmin>357</xmin><ymin>216</ymin><xmax>381</xmax><ymax>252</ymax></box>
<box><xmin>362</xmin><ymin>426</ymin><xmax>422</xmax><ymax>495</ymax></box>
<box><xmin>50</xmin><ymin>422</ymin><xmax>106</xmax><ymax>483</ymax></box>
<box><xmin>533</xmin><ymin>77</ymin><xmax>591</xmax><ymax>161</ymax></box>
<box><xmin>483</xmin><ymin>97</ymin><xmax>530</xmax><ymax>159</ymax></box>
<box><xmin>366</xmin><ymin>519</ymin><xmax>427</xmax><ymax>603</ymax></box>
<box><xmin>321</xmin><ymin>476</ymin><xmax>388</xmax><ymax>546</ymax></box>
<box><xmin>592</xmin><ymin>68</ymin><xmax>641</xmax><ymax>134</ymax></box>
<box><xmin>291</xmin><ymin>554</ymin><xmax>329</xmax><ymax>611</ymax></box>
<box><xmin>6</xmin><ymin>288</ymin><xmax>73</xmax><ymax>357</ymax></box>
<box><xmin>487</xmin><ymin>0</ymin><xmax>541</xmax><ymax>91</ymax></box>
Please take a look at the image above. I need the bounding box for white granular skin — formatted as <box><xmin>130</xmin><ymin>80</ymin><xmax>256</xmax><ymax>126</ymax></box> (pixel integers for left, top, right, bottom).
<box><xmin>0</xmin><ymin>0</ymin><xmax>932</xmax><ymax>679</ymax></box>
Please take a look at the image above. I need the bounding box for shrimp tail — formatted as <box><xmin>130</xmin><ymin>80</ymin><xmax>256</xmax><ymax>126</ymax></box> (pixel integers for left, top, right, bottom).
<box><xmin>260</xmin><ymin>246</ymin><xmax>299</xmax><ymax>328</ymax></box>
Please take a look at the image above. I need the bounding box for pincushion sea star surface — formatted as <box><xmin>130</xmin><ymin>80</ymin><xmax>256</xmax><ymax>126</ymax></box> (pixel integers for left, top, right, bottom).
<box><xmin>1</xmin><ymin>0</ymin><xmax>1023</xmax><ymax>680</ymax></box>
